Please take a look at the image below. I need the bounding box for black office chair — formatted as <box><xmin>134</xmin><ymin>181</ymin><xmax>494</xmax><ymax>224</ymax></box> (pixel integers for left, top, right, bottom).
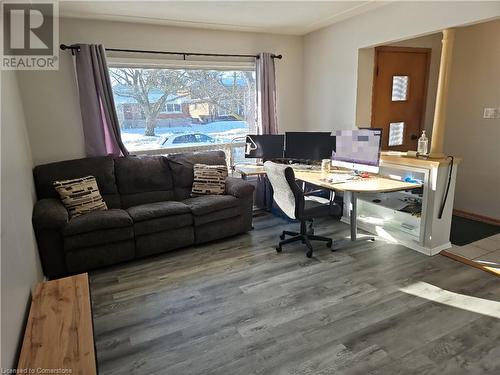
<box><xmin>264</xmin><ymin>161</ymin><xmax>339</xmax><ymax>258</ymax></box>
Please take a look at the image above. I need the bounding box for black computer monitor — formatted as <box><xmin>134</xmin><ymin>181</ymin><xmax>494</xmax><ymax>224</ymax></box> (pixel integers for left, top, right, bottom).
<box><xmin>331</xmin><ymin>128</ymin><xmax>382</xmax><ymax>173</ymax></box>
<box><xmin>245</xmin><ymin>134</ymin><xmax>284</xmax><ymax>159</ymax></box>
<box><xmin>284</xmin><ymin>132</ymin><xmax>335</xmax><ymax>161</ymax></box>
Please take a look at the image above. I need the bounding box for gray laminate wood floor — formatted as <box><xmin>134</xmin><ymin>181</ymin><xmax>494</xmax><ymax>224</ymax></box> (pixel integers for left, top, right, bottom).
<box><xmin>90</xmin><ymin>214</ymin><xmax>500</xmax><ymax>375</ymax></box>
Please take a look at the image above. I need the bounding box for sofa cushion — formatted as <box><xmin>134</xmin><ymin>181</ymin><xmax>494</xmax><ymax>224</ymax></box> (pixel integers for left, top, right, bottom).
<box><xmin>126</xmin><ymin>201</ymin><xmax>191</xmax><ymax>222</ymax></box>
<box><xmin>114</xmin><ymin>156</ymin><xmax>175</xmax><ymax>208</ymax></box>
<box><xmin>33</xmin><ymin>156</ymin><xmax>120</xmax><ymax>208</ymax></box>
<box><xmin>182</xmin><ymin>195</ymin><xmax>239</xmax><ymax>216</ymax></box>
<box><xmin>62</xmin><ymin>209</ymin><xmax>132</xmax><ymax>236</ymax></box>
<box><xmin>64</xmin><ymin>226</ymin><xmax>134</xmax><ymax>252</ymax></box>
<box><xmin>167</xmin><ymin>151</ymin><xmax>227</xmax><ymax>200</ymax></box>
<box><xmin>134</xmin><ymin>214</ymin><xmax>193</xmax><ymax>236</ymax></box>
<box><xmin>135</xmin><ymin>227</ymin><xmax>194</xmax><ymax>258</ymax></box>
<box><xmin>65</xmin><ymin>240</ymin><xmax>135</xmax><ymax>273</ymax></box>
<box><xmin>193</xmin><ymin>207</ymin><xmax>240</xmax><ymax>226</ymax></box>
<box><xmin>53</xmin><ymin>176</ymin><xmax>107</xmax><ymax>218</ymax></box>
<box><xmin>194</xmin><ymin>216</ymin><xmax>243</xmax><ymax>244</ymax></box>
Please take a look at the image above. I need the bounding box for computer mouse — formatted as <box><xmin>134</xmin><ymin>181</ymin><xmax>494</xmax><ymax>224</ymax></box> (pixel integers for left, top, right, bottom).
<box><xmin>372</xmin><ymin>199</ymin><xmax>381</xmax><ymax>203</ymax></box>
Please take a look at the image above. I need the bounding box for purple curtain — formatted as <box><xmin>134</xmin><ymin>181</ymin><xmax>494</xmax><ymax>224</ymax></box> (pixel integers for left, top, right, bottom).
<box><xmin>255</xmin><ymin>52</ymin><xmax>278</xmax><ymax>210</ymax></box>
<box><xmin>74</xmin><ymin>44</ymin><xmax>128</xmax><ymax>157</ymax></box>
<box><xmin>256</xmin><ymin>52</ymin><xmax>278</xmax><ymax>135</ymax></box>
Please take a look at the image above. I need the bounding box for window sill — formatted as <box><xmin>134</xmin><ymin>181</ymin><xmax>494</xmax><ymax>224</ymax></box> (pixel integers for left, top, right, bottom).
<box><xmin>129</xmin><ymin>141</ymin><xmax>246</xmax><ymax>156</ymax></box>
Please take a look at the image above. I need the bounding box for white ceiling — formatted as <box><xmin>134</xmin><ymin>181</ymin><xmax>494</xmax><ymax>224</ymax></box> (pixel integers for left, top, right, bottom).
<box><xmin>59</xmin><ymin>1</ymin><xmax>388</xmax><ymax>35</ymax></box>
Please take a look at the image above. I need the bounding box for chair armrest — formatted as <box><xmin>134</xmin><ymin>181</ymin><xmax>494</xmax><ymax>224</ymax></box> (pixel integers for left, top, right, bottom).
<box><xmin>225</xmin><ymin>177</ymin><xmax>255</xmax><ymax>198</ymax></box>
<box><xmin>32</xmin><ymin>198</ymin><xmax>69</xmax><ymax>230</ymax></box>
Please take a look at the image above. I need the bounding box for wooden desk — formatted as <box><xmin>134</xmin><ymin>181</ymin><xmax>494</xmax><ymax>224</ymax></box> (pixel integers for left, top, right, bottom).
<box><xmin>18</xmin><ymin>273</ymin><xmax>97</xmax><ymax>375</ymax></box>
<box><xmin>236</xmin><ymin>165</ymin><xmax>419</xmax><ymax>193</ymax></box>
<box><xmin>236</xmin><ymin>164</ymin><xmax>266</xmax><ymax>179</ymax></box>
<box><xmin>295</xmin><ymin>171</ymin><xmax>421</xmax><ymax>247</ymax></box>
<box><xmin>293</xmin><ymin>171</ymin><xmax>418</xmax><ymax>193</ymax></box>
<box><xmin>235</xmin><ymin>164</ymin><xmax>422</xmax><ymax>247</ymax></box>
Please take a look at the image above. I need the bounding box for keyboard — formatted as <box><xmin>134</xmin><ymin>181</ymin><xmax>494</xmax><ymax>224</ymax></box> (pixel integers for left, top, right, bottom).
<box><xmin>323</xmin><ymin>173</ymin><xmax>360</xmax><ymax>184</ymax></box>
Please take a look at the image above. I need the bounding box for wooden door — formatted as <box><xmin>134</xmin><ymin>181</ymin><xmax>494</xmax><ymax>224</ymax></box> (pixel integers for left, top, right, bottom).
<box><xmin>371</xmin><ymin>47</ymin><xmax>431</xmax><ymax>151</ymax></box>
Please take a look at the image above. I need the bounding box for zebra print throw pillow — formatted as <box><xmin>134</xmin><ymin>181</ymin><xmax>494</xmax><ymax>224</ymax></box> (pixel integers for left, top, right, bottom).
<box><xmin>191</xmin><ymin>164</ymin><xmax>228</xmax><ymax>196</ymax></box>
<box><xmin>53</xmin><ymin>176</ymin><xmax>107</xmax><ymax>218</ymax></box>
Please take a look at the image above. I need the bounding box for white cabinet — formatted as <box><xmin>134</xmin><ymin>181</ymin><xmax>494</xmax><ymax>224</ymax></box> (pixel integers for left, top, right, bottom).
<box><xmin>342</xmin><ymin>155</ymin><xmax>459</xmax><ymax>256</ymax></box>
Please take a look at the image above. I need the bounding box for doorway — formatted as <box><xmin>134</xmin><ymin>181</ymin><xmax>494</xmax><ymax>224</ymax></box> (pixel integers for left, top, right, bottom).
<box><xmin>371</xmin><ymin>46</ymin><xmax>431</xmax><ymax>151</ymax></box>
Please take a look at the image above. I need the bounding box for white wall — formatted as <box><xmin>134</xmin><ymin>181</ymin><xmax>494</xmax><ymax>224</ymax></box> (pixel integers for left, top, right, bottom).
<box><xmin>445</xmin><ymin>20</ymin><xmax>500</xmax><ymax>220</ymax></box>
<box><xmin>303</xmin><ymin>1</ymin><xmax>499</xmax><ymax>219</ymax></box>
<box><xmin>355</xmin><ymin>33</ymin><xmax>443</xmax><ymax>136</ymax></box>
<box><xmin>1</xmin><ymin>71</ymin><xmax>44</xmax><ymax>368</ymax></box>
<box><xmin>303</xmin><ymin>1</ymin><xmax>500</xmax><ymax>131</ymax></box>
<box><xmin>17</xmin><ymin>17</ymin><xmax>304</xmax><ymax>165</ymax></box>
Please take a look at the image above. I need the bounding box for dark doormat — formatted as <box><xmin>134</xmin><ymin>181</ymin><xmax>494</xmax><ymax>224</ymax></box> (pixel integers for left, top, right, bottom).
<box><xmin>450</xmin><ymin>215</ymin><xmax>500</xmax><ymax>246</ymax></box>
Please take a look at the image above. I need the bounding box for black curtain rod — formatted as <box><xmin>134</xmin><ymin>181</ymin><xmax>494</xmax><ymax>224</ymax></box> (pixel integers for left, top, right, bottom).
<box><xmin>60</xmin><ymin>44</ymin><xmax>282</xmax><ymax>60</ymax></box>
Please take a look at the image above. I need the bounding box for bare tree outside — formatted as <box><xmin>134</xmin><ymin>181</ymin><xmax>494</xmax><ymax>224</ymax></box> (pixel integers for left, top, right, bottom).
<box><xmin>109</xmin><ymin>67</ymin><xmax>256</xmax><ymax>153</ymax></box>
<box><xmin>110</xmin><ymin>68</ymin><xmax>188</xmax><ymax>136</ymax></box>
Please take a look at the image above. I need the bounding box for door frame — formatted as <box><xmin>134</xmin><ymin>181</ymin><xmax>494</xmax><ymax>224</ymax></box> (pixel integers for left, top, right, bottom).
<box><xmin>370</xmin><ymin>46</ymin><xmax>432</xmax><ymax>147</ymax></box>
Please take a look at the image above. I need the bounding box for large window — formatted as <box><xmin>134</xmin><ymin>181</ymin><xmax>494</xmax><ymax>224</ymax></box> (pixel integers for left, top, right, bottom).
<box><xmin>109</xmin><ymin>65</ymin><xmax>256</xmax><ymax>161</ymax></box>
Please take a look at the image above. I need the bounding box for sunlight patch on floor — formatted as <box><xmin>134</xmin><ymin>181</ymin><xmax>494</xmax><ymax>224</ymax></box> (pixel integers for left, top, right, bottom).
<box><xmin>399</xmin><ymin>281</ymin><xmax>500</xmax><ymax>319</ymax></box>
<box><xmin>375</xmin><ymin>226</ymin><xmax>398</xmax><ymax>244</ymax></box>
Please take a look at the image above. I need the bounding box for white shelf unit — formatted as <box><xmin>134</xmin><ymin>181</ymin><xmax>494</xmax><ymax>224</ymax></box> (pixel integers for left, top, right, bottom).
<box><xmin>341</xmin><ymin>159</ymin><xmax>458</xmax><ymax>256</ymax></box>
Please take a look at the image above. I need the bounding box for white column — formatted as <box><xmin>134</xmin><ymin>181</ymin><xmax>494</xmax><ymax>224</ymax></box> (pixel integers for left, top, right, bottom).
<box><xmin>429</xmin><ymin>28</ymin><xmax>456</xmax><ymax>158</ymax></box>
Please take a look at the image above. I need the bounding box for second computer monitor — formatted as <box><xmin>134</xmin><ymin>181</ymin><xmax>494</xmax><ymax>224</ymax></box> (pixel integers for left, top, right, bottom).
<box><xmin>332</xmin><ymin>128</ymin><xmax>382</xmax><ymax>173</ymax></box>
<box><xmin>245</xmin><ymin>134</ymin><xmax>284</xmax><ymax>159</ymax></box>
<box><xmin>285</xmin><ymin>132</ymin><xmax>334</xmax><ymax>161</ymax></box>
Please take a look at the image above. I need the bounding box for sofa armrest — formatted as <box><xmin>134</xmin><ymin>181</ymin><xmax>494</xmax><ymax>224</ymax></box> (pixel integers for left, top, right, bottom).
<box><xmin>225</xmin><ymin>177</ymin><xmax>255</xmax><ymax>198</ymax></box>
<box><xmin>32</xmin><ymin>198</ymin><xmax>69</xmax><ymax>230</ymax></box>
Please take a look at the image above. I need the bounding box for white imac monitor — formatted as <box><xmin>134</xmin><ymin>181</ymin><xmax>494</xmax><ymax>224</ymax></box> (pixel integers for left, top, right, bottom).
<box><xmin>331</xmin><ymin>128</ymin><xmax>382</xmax><ymax>173</ymax></box>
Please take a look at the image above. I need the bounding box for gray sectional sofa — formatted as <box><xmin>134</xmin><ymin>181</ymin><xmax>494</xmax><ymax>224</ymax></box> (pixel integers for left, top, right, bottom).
<box><xmin>32</xmin><ymin>151</ymin><xmax>254</xmax><ymax>279</ymax></box>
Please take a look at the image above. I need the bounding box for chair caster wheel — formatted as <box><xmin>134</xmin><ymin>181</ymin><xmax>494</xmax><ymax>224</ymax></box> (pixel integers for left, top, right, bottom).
<box><xmin>280</xmin><ymin>234</ymin><xmax>285</xmax><ymax>240</ymax></box>
<box><xmin>306</xmin><ymin>250</ymin><xmax>313</xmax><ymax>258</ymax></box>
<box><xmin>326</xmin><ymin>240</ymin><xmax>333</xmax><ymax>248</ymax></box>
<box><xmin>276</xmin><ymin>245</ymin><xmax>282</xmax><ymax>253</ymax></box>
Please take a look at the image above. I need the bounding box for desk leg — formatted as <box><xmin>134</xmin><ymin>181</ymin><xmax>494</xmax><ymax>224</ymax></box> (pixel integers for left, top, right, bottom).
<box><xmin>350</xmin><ymin>191</ymin><xmax>358</xmax><ymax>241</ymax></box>
<box><xmin>333</xmin><ymin>191</ymin><xmax>374</xmax><ymax>250</ymax></box>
